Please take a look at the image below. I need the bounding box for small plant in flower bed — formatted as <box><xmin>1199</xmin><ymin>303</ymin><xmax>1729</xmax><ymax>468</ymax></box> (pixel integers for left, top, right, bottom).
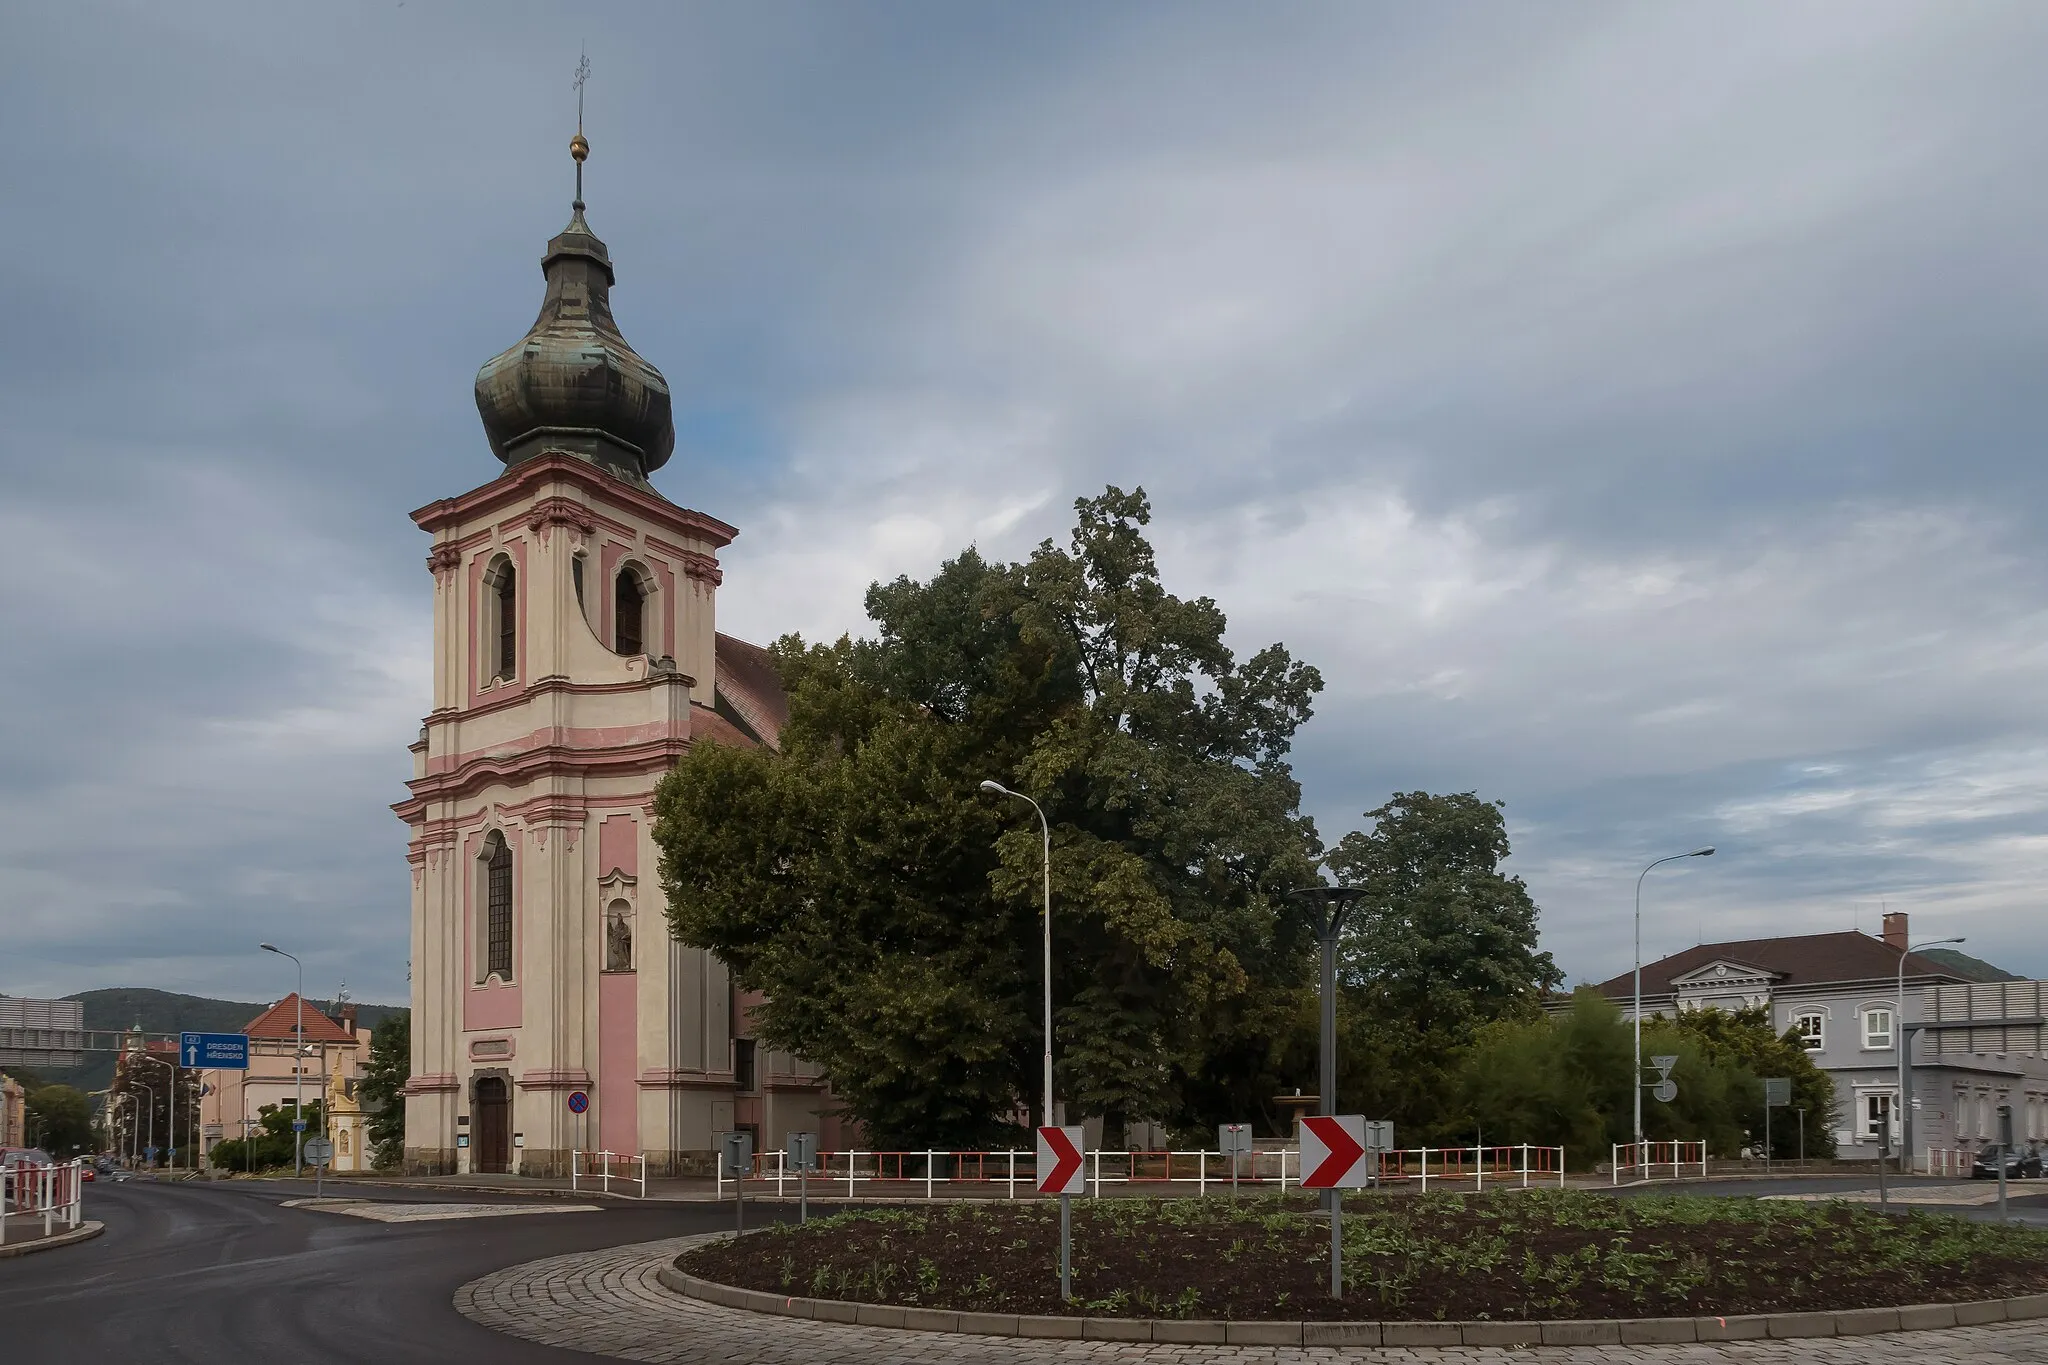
<box><xmin>676</xmin><ymin>1189</ymin><xmax>2048</xmax><ymax>1321</ymax></box>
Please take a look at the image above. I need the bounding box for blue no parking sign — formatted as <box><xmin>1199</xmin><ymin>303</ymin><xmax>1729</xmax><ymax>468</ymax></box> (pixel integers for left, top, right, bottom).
<box><xmin>567</xmin><ymin>1090</ymin><xmax>589</xmax><ymax>1114</ymax></box>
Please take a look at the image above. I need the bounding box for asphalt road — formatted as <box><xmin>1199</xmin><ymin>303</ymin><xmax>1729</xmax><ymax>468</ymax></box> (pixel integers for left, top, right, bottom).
<box><xmin>0</xmin><ymin>1179</ymin><xmax>781</xmax><ymax>1364</ymax></box>
<box><xmin>1613</xmin><ymin>1172</ymin><xmax>2048</xmax><ymax>1224</ymax></box>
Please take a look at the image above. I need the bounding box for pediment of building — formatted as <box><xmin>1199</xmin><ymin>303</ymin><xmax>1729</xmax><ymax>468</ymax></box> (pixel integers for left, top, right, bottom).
<box><xmin>1670</xmin><ymin>959</ymin><xmax>1781</xmax><ymax>990</ymax></box>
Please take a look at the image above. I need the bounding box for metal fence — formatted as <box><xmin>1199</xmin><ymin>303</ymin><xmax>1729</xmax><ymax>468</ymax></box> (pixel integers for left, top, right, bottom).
<box><xmin>1609</xmin><ymin>1139</ymin><xmax>1709</xmax><ymax>1184</ymax></box>
<box><xmin>570</xmin><ymin>1149</ymin><xmax>647</xmax><ymax>1198</ymax></box>
<box><xmin>0</xmin><ymin>1159</ymin><xmax>86</xmax><ymax>1244</ymax></box>
<box><xmin>714</xmin><ymin>1144</ymin><xmax>1567</xmax><ymax>1199</ymax></box>
<box><xmin>1921</xmin><ymin>1147</ymin><xmax>1974</xmax><ymax>1177</ymax></box>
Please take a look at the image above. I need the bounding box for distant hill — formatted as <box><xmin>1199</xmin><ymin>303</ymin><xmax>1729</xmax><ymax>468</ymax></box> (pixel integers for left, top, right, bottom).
<box><xmin>4</xmin><ymin>988</ymin><xmax>402</xmax><ymax>1095</ymax></box>
<box><xmin>1920</xmin><ymin>948</ymin><xmax>2023</xmax><ymax>983</ymax></box>
<box><xmin>63</xmin><ymin>987</ymin><xmax>403</xmax><ymax>1036</ymax></box>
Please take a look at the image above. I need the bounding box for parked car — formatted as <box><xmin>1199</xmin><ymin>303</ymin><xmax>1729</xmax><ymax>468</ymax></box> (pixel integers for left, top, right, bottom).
<box><xmin>1970</xmin><ymin>1146</ymin><xmax>2044</xmax><ymax>1179</ymax></box>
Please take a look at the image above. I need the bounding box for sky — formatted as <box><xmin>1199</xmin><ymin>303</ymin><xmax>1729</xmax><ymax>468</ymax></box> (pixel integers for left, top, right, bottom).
<box><xmin>4</xmin><ymin>2</ymin><xmax>2048</xmax><ymax>1006</ymax></box>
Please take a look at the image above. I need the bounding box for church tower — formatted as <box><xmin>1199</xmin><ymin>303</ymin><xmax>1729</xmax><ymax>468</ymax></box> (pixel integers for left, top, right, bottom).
<box><xmin>395</xmin><ymin>125</ymin><xmax>814</xmax><ymax>1176</ymax></box>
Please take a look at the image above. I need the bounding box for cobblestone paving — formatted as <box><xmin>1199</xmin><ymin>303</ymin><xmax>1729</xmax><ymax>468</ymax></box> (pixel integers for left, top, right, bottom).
<box><xmin>455</xmin><ymin>1236</ymin><xmax>2048</xmax><ymax>1364</ymax></box>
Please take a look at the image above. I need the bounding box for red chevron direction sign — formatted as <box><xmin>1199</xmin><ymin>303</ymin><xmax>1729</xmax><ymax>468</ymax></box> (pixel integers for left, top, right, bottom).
<box><xmin>1298</xmin><ymin>1114</ymin><xmax>1370</xmax><ymax>1189</ymax></box>
<box><xmin>1036</xmin><ymin>1125</ymin><xmax>1086</xmax><ymax>1195</ymax></box>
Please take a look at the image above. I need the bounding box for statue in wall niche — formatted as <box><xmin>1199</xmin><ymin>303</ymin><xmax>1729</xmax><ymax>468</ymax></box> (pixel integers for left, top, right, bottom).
<box><xmin>606</xmin><ymin>906</ymin><xmax>633</xmax><ymax>972</ymax></box>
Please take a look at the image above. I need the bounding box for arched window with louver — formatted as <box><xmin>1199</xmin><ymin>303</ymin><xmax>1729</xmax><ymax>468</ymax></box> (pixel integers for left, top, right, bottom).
<box><xmin>484</xmin><ymin>555</ymin><xmax>517</xmax><ymax>684</ymax></box>
<box><xmin>614</xmin><ymin>566</ymin><xmax>645</xmax><ymax>656</ymax></box>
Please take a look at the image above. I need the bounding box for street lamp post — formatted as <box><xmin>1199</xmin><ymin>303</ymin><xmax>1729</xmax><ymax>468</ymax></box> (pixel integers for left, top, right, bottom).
<box><xmin>260</xmin><ymin>943</ymin><xmax>306</xmax><ymax>1176</ymax></box>
<box><xmin>134</xmin><ymin>1081</ymin><xmax>155</xmax><ymax>1169</ymax></box>
<box><xmin>130</xmin><ymin>1052</ymin><xmax>179</xmax><ymax>1176</ymax></box>
<box><xmin>1898</xmin><ymin>935</ymin><xmax>1965</xmax><ymax>1176</ymax></box>
<box><xmin>978</xmin><ymin>782</ymin><xmax>1054</xmax><ymax>1128</ymax></box>
<box><xmin>1634</xmin><ymin>848</ymin><xmax>1716</xmax><ymax>1150</ymax></box>
<box><xmin>1290</xmin><ymin>883</ymin><xmax>1369</xmax><ymax>1301</ymax></box>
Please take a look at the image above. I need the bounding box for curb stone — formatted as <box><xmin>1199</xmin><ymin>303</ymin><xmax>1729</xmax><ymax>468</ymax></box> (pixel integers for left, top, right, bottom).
<box><xmin>656</xmin><ymin>1261</ymin><xmax>2048</xmax><ymax>1346</ymax></box>
<box><xmin>0</xmin><ymin>1220</ymin><xmax>104</xmax><ymax>1259</ymax></box>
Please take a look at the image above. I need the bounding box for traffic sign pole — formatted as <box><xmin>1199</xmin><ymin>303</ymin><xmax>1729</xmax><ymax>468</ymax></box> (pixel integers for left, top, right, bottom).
<box><xmin>1036</xmin><ymin>1126</ymin><xmax>1085</xmax><ymax>1300</ymax></box>
<box><xmin>1298</xmin><ymin>1115</ymin><xmax>1370</xmax><ymax>1301</ymax></box>
<box><xmin>1064</xmin><ymin>1195</ymin><xmax>1081</xmax><ymax>1301</ymax></box>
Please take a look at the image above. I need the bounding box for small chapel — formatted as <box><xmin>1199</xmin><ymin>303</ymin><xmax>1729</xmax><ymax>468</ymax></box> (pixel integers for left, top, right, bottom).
<box><xmin>395</xmin><ymin>125</ymin><xmax>833</xmax><ymax>1176</ymax></box>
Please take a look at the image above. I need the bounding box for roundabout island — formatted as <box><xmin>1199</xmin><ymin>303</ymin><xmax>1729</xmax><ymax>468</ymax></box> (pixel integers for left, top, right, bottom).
<box><xmin>667</xmin><ymin>1189</ymin><xmax>2048</xmax><ymax>1340</ymax></box>
<box><xmin>455</xmin><ymin>1188</ymin><xmax>2048</xmax><ymax>1363</ymax></box>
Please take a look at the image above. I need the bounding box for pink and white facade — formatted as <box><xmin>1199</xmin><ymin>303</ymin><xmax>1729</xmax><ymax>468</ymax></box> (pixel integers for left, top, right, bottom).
<box><xmin>396</xmin><ymin>153</ymin><xmax>834</xmax><ymax>1176</ymax></box>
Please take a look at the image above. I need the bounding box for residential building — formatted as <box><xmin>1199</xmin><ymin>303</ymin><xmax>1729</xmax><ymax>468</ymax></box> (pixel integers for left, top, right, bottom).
<box><xmin>0</xmin><ymin>1071</ymin><xmax>25</xmax><ymax>1147</ymax></box>
<box><xmin>197</xmin><ymin>994</ymin><xmax>370</xmax><ymax>1162</ymax></box>
<box><xmin>1592</xmin><ymin>912</ymin><xmax>2048</xmax><ymax>1163</ymax></box>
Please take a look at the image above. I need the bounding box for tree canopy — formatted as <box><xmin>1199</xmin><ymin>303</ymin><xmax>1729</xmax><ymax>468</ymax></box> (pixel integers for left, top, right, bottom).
<box><xmin>24</xmin><ymin>1083</ymin><xmax>93</xmax><ymax>1156</ymax></box>
<box><xmin>358</xmin><ymin>1009</ymin><xmax>410</xmax><ymax>1169</ymax></box>
<box><xmin>656</xmin><ymin>487</ymin><xmax>1325</xmax><ymax>1147</ymax></box>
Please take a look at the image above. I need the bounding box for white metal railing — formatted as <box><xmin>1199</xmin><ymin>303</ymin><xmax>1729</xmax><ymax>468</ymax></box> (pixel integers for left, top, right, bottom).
<box><xmin>1610</xmin><ymin>1140</ymin><xmax>1709</xmax><ymax>1184</ymax></box>
<box><xmin>713</xmin><ymin>1144</ymin><xmax>1567</xmax><ymax>1198</ymax></box>
<box><xmin>570</xmin><ymin>1149</ymin><xmax>647</xmax><ymax>1198</ymax></box>
<box><xmin>0</xmin><ymin>1159</ymin><xmax>85</xmax><ymax>1244</ymax></box>
<box><xmin>1921</xmin><ymin>1147</ymin><xmax>1972</xmax><ymax>1177</ymax></box>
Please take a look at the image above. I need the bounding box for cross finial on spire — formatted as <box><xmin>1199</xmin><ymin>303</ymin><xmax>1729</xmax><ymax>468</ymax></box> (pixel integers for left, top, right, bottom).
<box><xmin>570</xmin><ymin>50</ymin><xmax>592</xmax><ymax>209</ymax></box>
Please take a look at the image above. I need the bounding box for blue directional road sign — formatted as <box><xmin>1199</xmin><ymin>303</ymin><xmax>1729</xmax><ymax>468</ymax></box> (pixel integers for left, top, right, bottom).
<box><xmin>180</xmin><ymin>1032</ymin><xmax>250</xmax><ymax>1070</ymax></box>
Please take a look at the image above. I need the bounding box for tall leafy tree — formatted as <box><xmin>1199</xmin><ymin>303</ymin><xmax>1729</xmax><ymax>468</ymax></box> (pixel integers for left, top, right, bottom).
<box><xmin>1322</xmin><ymin>791</ymin><xmax>1561</xmax><ymax>1137</ymax></box>
<box><xmin>358</xmin><ymin>1009</ymin><xmax>411</xmax><ymax>1169</ymax></box>
<box><xmin>656</xmin><ymin>488</ymin><xmax>1324</xmax><ymax>1147</ymax></box>
<box><xmin>25</xmin><ymin>1083</ymin><xmax>93</xmax><ymax>1156</ymax></box>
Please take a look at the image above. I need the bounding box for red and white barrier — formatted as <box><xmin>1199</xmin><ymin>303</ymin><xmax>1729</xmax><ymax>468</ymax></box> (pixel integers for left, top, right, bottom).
<box><xmin>0</xmin><ymin>1159</ymin><xmax>86</xmax><ymax>1244</ymax></box>
<box><xmin>570</xmin><ymin>1149</ymin><xmax>647</xmax><ymax>1198</ymax></box>
<box><xmin>1610</xmin><ymin>1140</ymin><xmax>1709</xmax><ymax>1184</ymax></box>
<box><xmin>713</xmin><ymin>1143</ymin><xmax>1568</xmax><ymax>1199</ymax></box>
<box><xmin>1921</xmin><ymin>1147</ymin><xmax>1972</xmax><ymax>1177</ymax></box>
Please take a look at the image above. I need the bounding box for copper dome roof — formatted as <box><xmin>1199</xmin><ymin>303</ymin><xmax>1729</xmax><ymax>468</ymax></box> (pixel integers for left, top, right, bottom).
<box><xmin>474</xmin><ymin>204</ymin><xmax>674</xmax><ymax>481</ymax></box>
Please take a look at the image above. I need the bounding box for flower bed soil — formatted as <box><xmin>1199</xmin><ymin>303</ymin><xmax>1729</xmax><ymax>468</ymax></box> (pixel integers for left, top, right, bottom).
<box><xmin>676</xmin><ymin>1189</ymin><xmax>2048</xmax><ymax>1321</ymax></box>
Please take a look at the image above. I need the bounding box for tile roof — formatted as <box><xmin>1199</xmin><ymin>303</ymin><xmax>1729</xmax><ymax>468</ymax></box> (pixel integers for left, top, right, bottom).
<box><xmin>689</xmin><ymin>702</ymin><xmax>764</xmax><ymax>751</ymax></box>
<box><xmin>242</xmin><ymin>993</ymin><xmax>356</xmax><ymax>1043</ymax></box>
<box><xmin>713</xmin><ymin>633</ymin><xmax>788</xmax><ymax>749</ymax></box>
<box><xmin>1590</xmin><ymin>931</ymin><xmax>1970</xmax><ymax>999</ymax></box>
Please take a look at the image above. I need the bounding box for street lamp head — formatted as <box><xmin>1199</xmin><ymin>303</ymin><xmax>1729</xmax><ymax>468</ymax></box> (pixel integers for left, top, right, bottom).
<box><xmin>978</xmin><ymin>780</ymin><xmax>1008</xmax><ymax>796</ymax></box>
<box><xmin>1690</xmin><ymin>847</ymin><xmax>1716</xmax><ymax>858</ymax></box>
<box><xmin>260</xmin><ymin>942</ymin><xmax>280</xmax><ymax>954</ymax></box>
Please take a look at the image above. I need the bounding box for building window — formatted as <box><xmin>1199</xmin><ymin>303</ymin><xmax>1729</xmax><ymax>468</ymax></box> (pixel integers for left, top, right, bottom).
<box><xmin>1862</xmin><ymin>1006</ymin><xmax>1894</xmax><ymax>1050</ymax></box>
<box><xmin>733</xmin><ymin>1038</ymin><xmax>756</xmax><ymax>1092</ymax></box>
<box><xmin>1864</xmin><ymin>1092</ymin><xmax>1896</xmax><ymax>1141</ymax></box>
<box><xmin>1793</xmin><ymin>1011</ymin><xmax>1825</xmax><ymax>1052</ymax></box>
<box><xmin>484</xmin><ymin>832</ymin><xmax>513</xmax><ymax>981</ymax></box>
<box><xmin>572</xmin><ymin>553</ymin><xmax>585</xmax><ymax>607</ymax></box>
<box><xmin>614</xmin><ymin>565</ymin><xmax>645</xmax><ymax>656</ymax></box>
<box><xmin>484</xmin><ymin>555</ymin><xmax>517</xmax><ymax>683</ymax></box>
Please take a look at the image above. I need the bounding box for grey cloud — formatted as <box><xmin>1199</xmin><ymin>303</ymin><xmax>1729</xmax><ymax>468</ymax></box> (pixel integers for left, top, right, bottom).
<box><xmin>4</xmin><ymin>3</ymin><xmax>2047</xmax><ymax>1002</ymax></box>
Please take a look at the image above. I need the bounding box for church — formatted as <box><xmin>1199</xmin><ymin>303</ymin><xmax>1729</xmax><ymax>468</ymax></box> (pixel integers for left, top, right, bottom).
<box><xmin>395</xmin><ymin>128</ymin><xmax>832</xmax><ymax>1176</ymax></box>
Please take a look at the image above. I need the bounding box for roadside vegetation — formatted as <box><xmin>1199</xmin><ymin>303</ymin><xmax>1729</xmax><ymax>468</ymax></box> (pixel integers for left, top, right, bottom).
<box><xmin>678</xmin><ymin>1190</ymin><xmax>2048</xmax><ymax>1321</ymax></box>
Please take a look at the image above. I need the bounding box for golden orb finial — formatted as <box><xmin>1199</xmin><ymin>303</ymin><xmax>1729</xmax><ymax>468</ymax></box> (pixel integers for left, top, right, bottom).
<box><xmin>571</xmin><ymin>132</ymin><xmax>589</xmax><ymax>163</ymax></box>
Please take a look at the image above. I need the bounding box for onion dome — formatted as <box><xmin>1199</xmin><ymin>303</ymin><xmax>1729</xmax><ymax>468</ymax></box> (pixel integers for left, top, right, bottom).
<box><xmin>475</xmin><ymin>132</ymin><xmax>674</xmax><ymax>482</ymax></box>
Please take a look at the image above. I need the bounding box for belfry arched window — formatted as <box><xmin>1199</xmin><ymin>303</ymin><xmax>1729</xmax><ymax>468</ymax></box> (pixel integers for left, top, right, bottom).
<box><xmin>483</xmin><ymin>832</ymin><xmax>513</xmax><ymax>981</ymax></box>
<box><xmin>615</xmin><ymin>564</ymin><xmax>646</xmax><ymax>656</ymax></box>
<box><xmin>484</xmin><ymin>555</ymin><xmax>517</xmax><ymax>683</ymax></box>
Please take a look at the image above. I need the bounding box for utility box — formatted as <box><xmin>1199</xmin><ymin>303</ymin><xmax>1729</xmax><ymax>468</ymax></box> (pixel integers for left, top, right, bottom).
<box><xmin>1217</xmin><ymin>1124</ymin><xmax>1254</xmax><ymax>1156</ymax></box>
<box><xmin>1364</xmin><ymin>1121</ymin><xmax>1395</xmax><ymax>1151</ymax></box>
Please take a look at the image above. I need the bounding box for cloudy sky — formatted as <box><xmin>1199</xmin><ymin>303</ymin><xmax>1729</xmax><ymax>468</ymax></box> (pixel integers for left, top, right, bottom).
<box><xmin>4</xmin><ymin>2</ymin><xmax>2047</xmax><ymax>1006</ymax></box>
